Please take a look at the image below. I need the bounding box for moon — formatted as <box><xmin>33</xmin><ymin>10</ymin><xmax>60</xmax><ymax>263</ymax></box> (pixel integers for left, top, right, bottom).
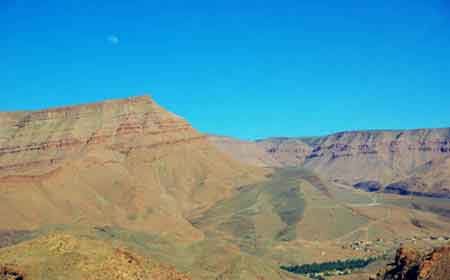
<box><xmin>107</xmin><ymin>35</ymin><xmax>120</xmax><ymax>45</ymax></box>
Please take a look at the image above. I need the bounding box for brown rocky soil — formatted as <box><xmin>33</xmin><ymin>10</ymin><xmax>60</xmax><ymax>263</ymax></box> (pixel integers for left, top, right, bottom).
<box><xmin>0</xmin><ymin>233</ymin><xmax>191</xmax><ymax>280</ymax></box>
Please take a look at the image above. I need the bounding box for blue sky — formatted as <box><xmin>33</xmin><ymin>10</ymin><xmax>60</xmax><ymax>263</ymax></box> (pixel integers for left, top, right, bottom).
<box><xmin>1</xmin><ymin>0</ymin><xmax>450</xmax><ymax>139</ymax></box>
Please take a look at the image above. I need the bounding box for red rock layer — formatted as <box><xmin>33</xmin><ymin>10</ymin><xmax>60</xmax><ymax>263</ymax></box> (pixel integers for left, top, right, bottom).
<box><xmin>0</xmin><ymin>95</ymin><xmax>263</xmax><ymax>241</ymax></box>
<box><xmin>0</xmin><ymin>95</ymin><xmax>203</xmax><ymax>176</ymax></box>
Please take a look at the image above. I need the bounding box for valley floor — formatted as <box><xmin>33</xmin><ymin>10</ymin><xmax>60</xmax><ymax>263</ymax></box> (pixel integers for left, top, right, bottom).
<box><xmin>1</xmin><ymin>168</ymin><xmax>450</xmax><ymax>280</ymax></box>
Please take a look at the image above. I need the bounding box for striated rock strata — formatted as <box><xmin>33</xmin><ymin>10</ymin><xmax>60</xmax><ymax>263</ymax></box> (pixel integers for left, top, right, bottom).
<box><xmin>0</xmin><ymin>96</ymin><xmax>264</xmax><ymax>241</ymax></box>
<box><xmin>209</xmin><ymin>129</ymin><xmax>450</xmax><ymax>196</ymax></box>
<box><xmin>303</xmin><ymin>129</ymin><xmax>450</xmax><ymax>187</ymax></box>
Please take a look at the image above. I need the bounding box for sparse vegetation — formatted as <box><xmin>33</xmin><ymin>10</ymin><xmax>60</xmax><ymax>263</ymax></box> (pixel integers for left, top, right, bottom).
<box><xmin>281</xmin><ymin>257</ymin><xmax>377</xmax><ymax>277</ymax></box>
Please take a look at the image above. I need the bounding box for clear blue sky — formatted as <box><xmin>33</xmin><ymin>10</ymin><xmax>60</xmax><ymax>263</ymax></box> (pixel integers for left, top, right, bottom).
<box><xmin>1</xmin><ymin>0</ymin><xmax>450</xmax><ymax>139</ymax></box>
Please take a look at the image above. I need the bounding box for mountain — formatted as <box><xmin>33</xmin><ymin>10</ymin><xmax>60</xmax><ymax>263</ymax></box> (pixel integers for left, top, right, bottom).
<box><xmin>303</xmin><ymin>129</ymin><xmax>450</xmax><ymax>185</ymax></box>
<box><xmin>207</xmin><ymin>135</ymin><xmax>312</xmax><ymax>167</ymax></box>
<box><xmin>0</xmin><ymin>96</ymin><xmax>264</xmax><ymax>241</ymax></box>
<box><xmin>1</xmin><ymin>96</ymin><xmax>450</xmax><ymax>279</ymax></box>
<box><xmin>208</xmin><ymin>129</ymin><xmax>450</xmax><ymax>197</ymax></box>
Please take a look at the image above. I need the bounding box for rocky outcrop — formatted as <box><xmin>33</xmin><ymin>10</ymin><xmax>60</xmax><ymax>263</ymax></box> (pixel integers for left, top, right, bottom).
<box><xmin>376</xmin><ymin>245</ymin><xmax>450</xmax><ymax>280</ymax></box>
<box><xmin>0</xmin><ymin>264</ymin><xmax>25</xmax><ymax>280</ymax></box>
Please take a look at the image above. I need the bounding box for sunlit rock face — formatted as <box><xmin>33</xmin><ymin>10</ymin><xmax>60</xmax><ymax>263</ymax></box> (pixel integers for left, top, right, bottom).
<box><xmin>0</xmin><ymin>96</ymin><xmax>264</xmax><ymax>241</ymax></box>
<box><xmin>0</xmin><ymin>96</ymin><xmax>200</xmax><ymax>175</ymax></box>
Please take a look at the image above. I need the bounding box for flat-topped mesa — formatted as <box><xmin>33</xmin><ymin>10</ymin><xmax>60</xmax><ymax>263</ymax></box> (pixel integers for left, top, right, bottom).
<box><xmin>0</xmin><ymin>95</ymin><xmax>202</xmax><ymax>175</ymax></box>
<box><xmin>303</xmin><ymin>128</ymin><xmax>450</xmax><ymax>185</ymax></box>
<box><xmin>0</xmin><ymin>95</ymin><xmax>153</xmax><ymax>116</ymax></box>
<box><xmin>0</xmin><ymin>95</ymin><xmax>263</xmax><ymax>239</ymax></box>
<box><xmin>308</xmin><ymin>128</ymin><xmax>450</xmax><ymax>157</ymax></box>
<box><xmin>208</xmin><ymin>128</ymin><xmax>450</xmax><ymax>196</ymax></box>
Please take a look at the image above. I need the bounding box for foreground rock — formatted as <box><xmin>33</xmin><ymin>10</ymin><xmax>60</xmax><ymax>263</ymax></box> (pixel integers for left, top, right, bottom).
<box><xmin>375</xmin><ymin>245</ymin><xmax>450</xmax><ymax>280</ymax></box>
<box><xmin>0</xmin><ymin>264</ymin><xmax>25</xmax><ymax>280</ymax></box>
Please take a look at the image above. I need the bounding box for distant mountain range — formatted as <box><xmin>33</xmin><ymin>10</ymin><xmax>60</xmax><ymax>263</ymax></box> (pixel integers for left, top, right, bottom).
<box><xmin>208</xmin><ymin>128</ymin><xmax>450</xmax><ymax>198</ymax></box>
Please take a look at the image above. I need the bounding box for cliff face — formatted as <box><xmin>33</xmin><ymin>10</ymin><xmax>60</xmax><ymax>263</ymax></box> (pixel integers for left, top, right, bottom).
<box><xmin>0</xmin><ymin>96</ymin><xmax>200</xmax><ymax>176</ymax></box>
<box><xmin>376</xmin><ymin>245</ymin><xmax>450</xmax><ymax>280</ymax></box>
<box><xmin>303</xmin><ymin>129</ymin><xmax>450</xmax><ymax>186</ymax></box>
<box><xmin>209</xmin><ymin>129</ymin><xmax>450</xmax><ymax>196</ymax></box>
<box><xmin>0</xmin><ymin>96</ymin><xmax>264</xmax><ymax>241</ymax></box>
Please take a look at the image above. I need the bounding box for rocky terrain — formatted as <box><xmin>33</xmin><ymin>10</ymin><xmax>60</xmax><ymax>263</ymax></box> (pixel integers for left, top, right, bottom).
<box><xmin>0</xmin><ymin>231</ymin><xmax>192</xmax><ymax>280</ymax></box>
<box><xmin>375</xmin><ymin>244</ymin><xmax>450</xmax><ymax>280</ymax></box>
<box><xmin>209</xmin><ymin>129</ymin><xmax>450</xmax><ymax>197</ymax></box>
